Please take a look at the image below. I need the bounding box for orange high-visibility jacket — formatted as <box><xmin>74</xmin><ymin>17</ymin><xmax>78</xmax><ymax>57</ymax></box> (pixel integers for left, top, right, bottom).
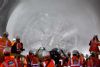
<box><xmin>89</xmin><ymin>40</ymin><xmax>99</xmax><ymax>53</ymax></box>
<box><xmin>0</xmin><ymin>56</ymin><xmax>18</xmax><ymax>67</ymax></box>
<box><xmin>68</xmin><ymin>56</ymin><xmax>82</xmax><ymax>67</ymax></box>
<box><xmin>0</xmin><ymin>38</ymin><xmax>11</xmax><ymax>53</ymax></box>
<box><xmin>42</xmin><ymin>59</ymin><xmax>55</xmax><ymax>67</ymax></box>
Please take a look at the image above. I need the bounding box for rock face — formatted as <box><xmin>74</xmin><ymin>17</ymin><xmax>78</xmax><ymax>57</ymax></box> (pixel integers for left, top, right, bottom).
<box><xmin>5</xmin><ymin>0</ymin><xmax>100</xmax><ymax>55</ymax></box>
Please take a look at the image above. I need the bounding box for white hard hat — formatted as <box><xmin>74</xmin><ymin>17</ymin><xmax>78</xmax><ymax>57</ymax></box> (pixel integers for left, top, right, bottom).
<box><xmin>12</xmin><ymin>38</ymin><xmax>16</xmax><ymax>41</ymax></box>
<box><xmin>29</xmin><ymin>49</ymin><xmax>36</xmax><ymax>55</ymax></box>
<box><xmin>72</xmin><ymin>50</ymin><xmax>79</xmax><ymax>55</ymax></box>
<box><xmin>3</xmin><ymin>47</ymin><xmax>11</xmax><ymax>54</ymax></box>
<box><xmin>38</xmin><ymin>50</ymin><xmax>50</xmax><ymax>59</ymax></box>
<box><xmin>42</xmin><ymin>51</ymin><xmax>50</xmax><ymax>57</ymax></box>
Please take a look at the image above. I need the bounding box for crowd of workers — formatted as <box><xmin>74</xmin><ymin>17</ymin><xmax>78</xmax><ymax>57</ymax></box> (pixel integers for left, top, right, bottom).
<box><xmin>0</xmin><ymin>32</ymin><xmax>100</xmax><ymax>67</ymax></box>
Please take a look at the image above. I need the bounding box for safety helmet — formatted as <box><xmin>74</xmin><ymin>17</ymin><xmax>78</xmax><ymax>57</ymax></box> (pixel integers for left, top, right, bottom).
<box><xmin>72</xmin><ymin>50</ymin><xmax>79</xmax><ymax>55</ymax></box>
<box><xmin>93</xmin><ymin>35</ymin><xmax>99</xmax><ymax>41</ymax></box>
<box><xmin>3</xmin><ymin>47</ymin><xmax>11</xmax><ymax>54</ymax></box>
<box><xmin>40</xmin><ymin>47</ymin><xmax>45</xmax><ymax>50</ymax></box>
<box><xmin>3</xmin><ymin>32</ymin><xmax>9</xmax><ymax>37</ymax></box>
<box><xmin>38</xmin><ymin>49</ymin><xmax>50</xmax><ymax>59</ymax></box>
<box><xmin>12</xmin><ymin>38</ymin><xmax>16</xmax><ymax>41</ymax></box>
<box><xmin>37</xmin><ymin>47</ymin><xmax>46</xmax><ymax>57</ymax></box>
<box><xmin>29</xmin><ymin>49</ymin><xmax>36</xmax><ymax>55</ymax></box>
<box><xmin>42</xmin><ymin>50</ymin><xmax>50</xmax><ymax>57</ymax></box>
<box><xmin>52</xmin><ymin>48</ymin><xmax>59</xmax><ymax>52</ymax></box>
<box><xmin>52</xmin><ymin>48</ymin><xmax>61</xmax><ymax>55</ymax></box>
<box><xmin>42</xmin><ymin>50</ymin><xmax>50</xmax><ymax>61</ymax></box>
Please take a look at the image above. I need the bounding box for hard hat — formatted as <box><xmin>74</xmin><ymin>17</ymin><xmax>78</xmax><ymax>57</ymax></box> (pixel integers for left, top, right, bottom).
<box><xmin>40</xmin><ymin>47</ymin><xmax>45</xmax><ymax>50</ymax></box>
<box><xmin>72</xmin><ymin>50</ymin><xmax>79</xmax><ymax>55</ymax></box>
<box><xmin>93</xmin><ymin>35</ymin><xmax>99</xmax><ymax>41</ymax></box>
<box><xmin>38</xmin><ymin>49</ymin><xmax>50</xmax><ymax>59</ymax></box>
<box><xmin>52</xmin><ymin>48</ymin><xmax>59</xmax><ymax>52</ymax></box>
<box><xmin>29</xmin><ymin>49</ymin><xmax>36</xmax><ymax>55</ymax></box>
<box><xmin>3</xmin><ymin>47</ymin><xmax>11</xmax><ymax>54</ymax></box>
<box><xmin>3</xmin><ymin>32</ymin><xmax>9</xmax><ymax>37</ymax></box>
<box><xmin>12</xmin><ymin>38</ymin><xmax>16</xmax><ymax>41</ymax></box>
<box><xmin>52</xmin><ymin>48</ymin><xmax>61</xmax><ymax>54</ymax></box>
<box><xmin>42</xmin><ymin>50</ymin><xmax>50</xmax><ymax>57</ymax></box>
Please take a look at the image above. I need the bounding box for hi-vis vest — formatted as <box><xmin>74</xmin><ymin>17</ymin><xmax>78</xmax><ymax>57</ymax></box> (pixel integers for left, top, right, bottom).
<box><xmin>0</xmin><ymin>39</ymin><xmax>11</xmax><ymax>53</ymax></box>
<box><xmin>42</xmin><ymin>59</ymin><xmax>55</xmax><ymax>67</ymax></box>
<box><xmin>70</xmin><ymin>59</ymin><xmax>82</xmax><ymax>67</ymax></box>
<box><xmin>31</xmin><ymin>63</ymin><xmax>40</xmax><ymax>67</ymax></box>
<box><xmin>2</xmin><ymin>56</ymin><xmax>18</xmax><ymax>67</ymax></box>
<box><xmin>30</xmin><ymin>58</ymin><xmax>39</xmax><ymax>67</ymax></box>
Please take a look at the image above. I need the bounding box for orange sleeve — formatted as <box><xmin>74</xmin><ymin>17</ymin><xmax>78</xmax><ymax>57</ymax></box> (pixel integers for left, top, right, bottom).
<box><xmin>0</xmin><ymin>38</ymin><xmax>3</xmax><ymax>45</ymax></box>
<box><xmin>0</xmin><ymin>63</ymin><xmax>5</xmax><ymax>67</ymax></box>
<box><xmin>87</xmin><ymin>59</ymin><xmax>93</xmax><ymax>67</ymax></box>
<box><xmin>7</xmin><ymin>40</ymin><xmax>12</xmax><ymax>47</ymax></box>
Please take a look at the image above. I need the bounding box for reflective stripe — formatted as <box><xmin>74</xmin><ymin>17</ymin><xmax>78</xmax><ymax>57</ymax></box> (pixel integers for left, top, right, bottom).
<box><xmin>3</xmin><ymin>59</ymin><xmax>18</xmax><ymax>67</ymax></box>
<box><xmin>99</xmin><ymin>55</ymin><xmax>100</xmax><ymax>60</ymax></box>
<box><xmin>15</xmin><ymin>59</ymin><xmax>18</xmax><ymax>67</ymax></box>
<box><xmin>0</xmin><ymin>40</ymin><xmax>8</xmax><ymax>47</ymax></box>
<box><xmin>53</xmin><ymin>60</ymin><xmax>55</xmax><ymax>65</ymax></box>
<box><xmin>31</xmin><ymin>64</ymin><xmax>40</xmax><ymax>67</ymax></box>
<box><xmin>0</xmin><ymin>45</ymin><xmax>6</xmax><ymax>47</ymax></box>
<box><xmin>3</xmin><ymin>62</ymin><xmax>7</xmax><ymax>67</ymax></box>
<box><xmin>98</xmin><ymin>46</ymin><xmax>100</xmax><ymax>50</ymax></box>
<box><xmin>59</xmin><ymin>59</ymin><xmax>63</xmax><ymax>66</ymax></box>
<box><xmin>67</xmin><ymin>66</ymin><xmax>70</xmax><ymax>67</ymax></box>
<box><xmin>71</xmin><ymin>59</ymin><xmax>81</xmax><ymax>66</ymax></box>
<box><xmin>43</xmin><ymin>62</ymin><xmax>46</xmax><ymax>67</ymax></box>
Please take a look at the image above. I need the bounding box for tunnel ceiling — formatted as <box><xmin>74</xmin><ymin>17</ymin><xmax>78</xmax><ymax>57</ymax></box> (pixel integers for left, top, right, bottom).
<box><xmin>0</xmin><ymin>0</ymin><xmax>100</xmax><ymax>55</ymax></box>
<box><xmin>0</xmin><ymin>0</ymin><xmax>19</xmax><ymax>35</ymax></box>
<box><xmin>0</xmin><ymin>0</ymin><xmax>99</xmax><ymax>35</ymax></box>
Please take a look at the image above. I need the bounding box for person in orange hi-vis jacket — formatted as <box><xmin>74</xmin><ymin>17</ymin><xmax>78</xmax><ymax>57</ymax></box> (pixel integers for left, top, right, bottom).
<box><xmin>0</xmin><ymin>47</ymin><xmax>18</xmax><ymax>67</ymax></box>
<box><xmin>79</xmin><ymin>53</ymin><xmax>85</xmax><ymax>67</ymax></box>
<box><xmin>41</xmin><ymin>50</ymin><xmax>55</xmax><ymax>67</ymax></box>
<box><xmin>27</xmin><ymin>49</ymin><xmax>40</xmax><ymax>67</ymax></box>
<box><xmin>0</xmin><ymin>32</ymin><xmax>12</xmax><ymax>53</ymax></box>
<box><xmin>16</xmin><ymin>56</ymin><xmax>27</xmax><ymax>67</ymax></box>
<box><xmin>86</xmin><ymin>52</ymin><xmax>100</xmax><ymax>67</ymax></box>
<box><xmin>89</xmin><ymin>35</ymin><xmax>100</xmax><ymax>58</ymax></box>
<box><xmin>68</xmin><ymin>50</ymin><xmax>82</xmax><ymax>67</ymax></box>
<box><xmin>11</xmin><ymin>36</ymin><xmax>25</xmax><ymax>54</ymax></box>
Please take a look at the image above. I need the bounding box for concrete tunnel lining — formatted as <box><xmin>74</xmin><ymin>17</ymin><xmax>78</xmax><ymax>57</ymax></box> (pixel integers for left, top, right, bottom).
<box><xmin>6</xmin><ymin>0</ymin><xmax>100</xmax><ymax>55</ymax></box>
